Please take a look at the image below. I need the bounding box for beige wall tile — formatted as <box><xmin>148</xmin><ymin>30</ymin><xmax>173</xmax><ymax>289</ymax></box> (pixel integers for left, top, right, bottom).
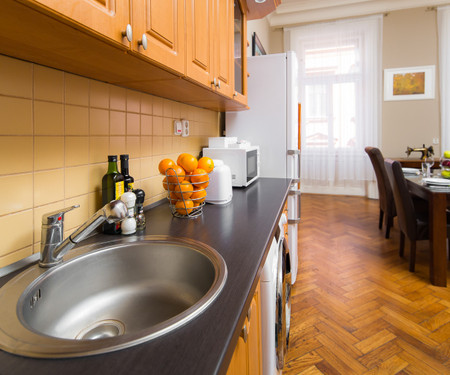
<box><xmin>0</xmin><ymin>174</ymin><xmax>33</xmax><ymax>216</ymax></box>
<box><xmin>163</xmin><ymin>117</ymin><xmax>173</xmax><ymax>135</ymax></box>
<box><xmin>129</xmin><ymin>158</ymin><xmax>141</xmax><ymax>181</ymax></box>
<box><xmin>140</xmin><ymin>157</ymin><xmax>152</xmax><ymax>178</ymax></box>
<box><xmin>65</xmin><ymin>165</ymin><xmax>90</xmax><ymax>198</ymax></box>
<box><xmin>34</xmin><ymin>101</ymin><xmax>64</xmax><ymax>135</ymax></box>
<box><xmin>127</xmin><ymin>113</ymin><xmax>140</xmax><ymax>135</ymax></box>
<box><xmin>141</xmin><ymin>114</ymin><xmax>153</xmax><ymax>135</ymax></box>
<box><xmin>127</xmin><ymin>89</ymin><xmax>140</xmax><ymax>113</ymax></box>
<box><xmin>109</xmin><ymin>136</ymin><xmax>126</xmax><ymax>157</ymax></box>
<box><xmin>162</xmin><ymin>99</ymin><xmax>172</xmax><ymax>118</ymax></box>
<box><xmin>34</xmin><ymin>136</ymin><xmax>64</xmax><ymax>170</ymax></box>
<box><xmin>0</xmin><ymin>136</ymin><xmax>33</xmax><ymax>175</ymax></box>
<box><xmin>89</xmin><ymin>163</ymin><xmax>106</xmax><ymax>193</ymax></box>
<box><xmin>110</xmin><ymin>86</ymin><xmax>126</xmax><ymax>111</ymax></box>
<box><xmin>88</xmin><ymin>191</ymin><xmax>102</xmax><ymax>216</ymax></box>
<box><xmin>90</xmin><ymin>108</ymin><xmax>109</xmax><ymax>135</ymax></box>
<box><xmin>163</xmin><ymin>137</ymin><xmax>173</xmax><ymax>154</ymax></box>
<box><xmin>110</xmin><ymin>111</ymin><xmax>126</xmax><ymax>135</ymax></box>
<box><xmin>65</xmin><ymin>105</ymin><xmax>89</xmax><ymax>135</ymax></box>
<box><xmin>89</xmin><ymin>136</ymin><xmax>109</xmax><ymax>163</ymax></box>
<box><xmin>65</xmin><ymin>136</ymin><xmax>89</xmax><ymax>166</ymax></box>
<box><xmin>90</xmin><ymin>80</ymin><xmax>109</xmax><ymax>108</ymax></box>
<box><xmin>0</xmin><ymin>97</ymin><xmax>32</xmax><ymax>135</ymax></box>
<box><xmin>34</xmin><ymin>169</ymin><xmax>64</xmax><ymax>206</ymax></box>
<box><xmin>34</xmin><ymin>65</ymin><xmax>64</xmax><ymax>102</ymax></box>
<box><xmin>141</xmin><ymin>93</ymin><xmax>152</xmax><ymax>114</ymax></box>
<box><xmin>0</xmin><ymin>55</ymin><xmax>32</xmax><ymax>98</ymax></box>
<box><xmin>0</xmin><ymin>246</ymin><xmax>33</xmax><ymax>268</ymax></box>
<box><xmin>65</xmin><ymin>73</ymin><xmax>89</xmax><ymax>106</ymax></box>
<box><xmin>141</xmin><ymin>136</ymin><xmax>153</xmax><ymax>157</ymax></box>
<box><xmin>0</xmin><ymin>210</ymin><xmax>33</xmax><ymax>256</ymax></box>
<box><xmin>153</xmin><ymin>96</ymin><xmax>163</xmax><ymax>116</ymax></box>
<box><xmin>33</xmin><ymin>200</ymin><xmax>64</xmax><ymax>243</ymax></box>
<box><xmin>172</xmin><ymin>101</ymin><xmax>181</xmax><ymax>119</ymax></box>
<box><xmin>153</xmin><ymin>116</ymin><xmax>163</xmax><ymax>136</ymax></box>
<box><xmin>126</xmin><ymin>136</ymin><xmax>141</xmax><ymax>159</ymax></box>
<box><xmin>65</xmin><ymin>195</ymin><xmax>89</xmax><ymax>232</ymax></box>
<box><xmin>152</xmin><ymin>136</ymin><xmax>164</xmax><ymax>156</ymax></box>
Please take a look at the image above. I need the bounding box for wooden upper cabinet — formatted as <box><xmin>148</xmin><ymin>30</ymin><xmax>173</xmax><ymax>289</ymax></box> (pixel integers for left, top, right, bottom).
<box><xmin>214</xmin><ymin>0</ymin><xmax>234</xmax><ymax>97</ymax></box>
<box><xmin>185</xmin><ymin>0</ymin><xmax>214</xmax><ymax>88</ymax></box>
<box><xmin>132</xmin><ymin>0</ymin><xmax>185</xmax><ymax>75</ymax></box>
<box><xmin>28</xmin><ymin>0</ymin><xmax>130</xmax><ymax>47</ymax></box>
<box><xmin>233</xmin><ymin>0</ymin><xmax>248</xmax><ymax>106</ymax></box>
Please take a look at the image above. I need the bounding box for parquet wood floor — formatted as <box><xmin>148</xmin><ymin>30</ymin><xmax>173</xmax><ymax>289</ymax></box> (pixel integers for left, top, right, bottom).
<box><xmin>284</xmin><ymin>194</ymin><xmax>450</xmax><ymax>375</ymax></box>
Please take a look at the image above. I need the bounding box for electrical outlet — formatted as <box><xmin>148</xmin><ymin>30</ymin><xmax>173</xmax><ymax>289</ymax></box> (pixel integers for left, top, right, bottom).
<box><xmin>174</xmin><ymin>120</ymin><xmax>182</xmax><ymax>135</ymax></box>
<box><xmin>433</xmin><ymin>138</ymin><xmax>439</xmax><ymax>145</ymax></box>
<box><xmin>181</xmin><ymin>119</ymin><xmax>189</xmax><ymax>137</ymax></box>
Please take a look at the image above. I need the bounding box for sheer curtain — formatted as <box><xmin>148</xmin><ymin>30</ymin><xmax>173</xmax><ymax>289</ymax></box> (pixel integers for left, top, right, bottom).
<box><xmin>438</xmin><ymin>6</ymin><xmax>450</xmax><ymax>152</ymax></box>
<box><xmin>285</xmin><ymin>16</ymin><xmax>382</xmax><ymax>196</ymax></box>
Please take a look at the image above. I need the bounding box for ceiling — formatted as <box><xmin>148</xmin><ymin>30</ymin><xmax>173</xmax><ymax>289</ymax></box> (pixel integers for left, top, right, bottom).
<box><xmin>267</xmin><ymin>0</ymin><xmax>450</xmax><ymax>28</ymax></box>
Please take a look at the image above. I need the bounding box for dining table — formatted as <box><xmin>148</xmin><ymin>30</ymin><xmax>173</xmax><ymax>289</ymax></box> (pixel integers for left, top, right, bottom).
<box><xmin>404</xmin><ymin>171</ymin><xmax>450</xmax><ymax>287</ymax></box>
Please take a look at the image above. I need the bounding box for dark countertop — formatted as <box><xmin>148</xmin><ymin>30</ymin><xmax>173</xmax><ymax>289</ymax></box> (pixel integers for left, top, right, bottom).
<box><xmin>0</xmin><ymin>178</ymin><xmax>291</xmax><ymax>375</ymax></box>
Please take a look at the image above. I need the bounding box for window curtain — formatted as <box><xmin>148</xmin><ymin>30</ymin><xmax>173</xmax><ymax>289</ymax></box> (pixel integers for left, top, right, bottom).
<box><xmin>285</xmin><ymin>16</ymin><xmax>382</xmax><ymax>196</ymax></box>
<box><xmin>438</xmin><ymin>6</ymin><xmax>450</xmax><ymax>153</ymax></box>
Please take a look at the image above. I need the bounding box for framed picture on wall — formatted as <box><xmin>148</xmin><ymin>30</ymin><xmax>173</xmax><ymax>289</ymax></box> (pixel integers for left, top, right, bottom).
<box><xmin>384</xmin><ymin>65</ymin><xmax>435</xmax><ymax>101</ymax></box>
<box><xmin>252</xmin><ymin>32</ymin><xmax>266</xmax><ymax>56</ymax></box>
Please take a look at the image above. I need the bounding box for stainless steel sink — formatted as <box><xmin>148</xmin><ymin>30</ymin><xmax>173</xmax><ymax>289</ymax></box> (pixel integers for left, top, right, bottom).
<box><xmin>0</xmin><ymin>236</ymin><xmax>227</xmax><ymax>358</ymax></box>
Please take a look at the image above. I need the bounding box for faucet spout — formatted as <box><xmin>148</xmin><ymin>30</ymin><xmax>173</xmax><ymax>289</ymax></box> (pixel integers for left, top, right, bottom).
<box><xmin>39</xmin><ymin>200</ymin><xmax>127</xmax><ymax>268</ymax></box>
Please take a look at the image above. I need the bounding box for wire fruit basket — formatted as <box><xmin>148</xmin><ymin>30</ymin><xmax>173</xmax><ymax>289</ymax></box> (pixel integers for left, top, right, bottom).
<box><xmin>164</xmin><ymin>168</ymin><xmax>209</xmax><ymax>219</ymax></box>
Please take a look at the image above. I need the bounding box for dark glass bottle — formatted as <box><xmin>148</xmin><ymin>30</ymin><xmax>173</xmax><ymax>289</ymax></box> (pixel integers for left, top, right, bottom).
<box><xmin>102</xmin><ymin>155</ymin><xmax>125</xmax><ymax>234</ymax></box>
<box><xmin>120</xmin><ymin>154</ymin><xmax>134</xmax><ymax>192</ymax></box>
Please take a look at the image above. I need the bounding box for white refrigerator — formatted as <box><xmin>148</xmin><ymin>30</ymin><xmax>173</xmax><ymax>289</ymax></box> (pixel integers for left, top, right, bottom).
<box><xmin>226</xmin><ymin>51</ymin><xmax>301</xmax><ymax>285</ymax></box>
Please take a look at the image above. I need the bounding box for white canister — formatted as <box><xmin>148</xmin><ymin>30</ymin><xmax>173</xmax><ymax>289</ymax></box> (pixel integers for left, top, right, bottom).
<box><xmin>205</xmin><ymin>159</ymin><xmax>233</xmax><ymax>205</ymax></box>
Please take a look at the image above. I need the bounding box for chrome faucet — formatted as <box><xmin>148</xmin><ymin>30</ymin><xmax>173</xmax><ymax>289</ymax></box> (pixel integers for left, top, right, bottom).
<box><xmin>39</xmin><ymin>200</ymin><xmax>128</xmax><ymax>268</ymax></box>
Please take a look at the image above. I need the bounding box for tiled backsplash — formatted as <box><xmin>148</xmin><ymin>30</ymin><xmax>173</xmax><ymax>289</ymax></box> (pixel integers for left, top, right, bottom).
<box><xmin>0</xmin><ymin>54</ymin><xmax>220</xmax><ymax>268</ymax></box>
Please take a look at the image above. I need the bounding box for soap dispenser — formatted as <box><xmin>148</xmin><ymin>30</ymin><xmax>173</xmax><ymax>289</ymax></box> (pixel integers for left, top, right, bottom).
<box><xmin>120</xmin><ymin>191</ymin><xmax>137</xmax><ymax>235</ymax></box>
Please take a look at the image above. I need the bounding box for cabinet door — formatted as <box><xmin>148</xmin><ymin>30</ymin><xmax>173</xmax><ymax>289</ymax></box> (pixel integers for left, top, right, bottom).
<box><xmin>185</xmin><ymin>0</ymin><xmax>214</xmax><ymax>87</ymax></box>
<box><xmin>248</xmin><ymin>283</ymin><xmax>262</xmax><ymax>374</ymax></box>
<box><xmin>132</xmin><ymin>0</ymin><xmax>185</xmax><ymax>74</ymax></box>
<box><xmin>232</xmin><ymin>0</ymin><xmax>247</xmax><ymax>105</ymax></box>
<box><xmin>214</xmin><ymin>0</ymin><xmax>233</xmax><ymax>97</ymax></box>
<box><xmin>30</xmin><ymin>0</ymin><xmax>130</xmax><ymax>47</ymax></box>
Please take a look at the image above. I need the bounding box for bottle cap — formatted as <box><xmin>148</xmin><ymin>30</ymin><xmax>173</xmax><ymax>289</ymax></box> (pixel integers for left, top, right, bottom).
<box><xmin>120</xmin><ymin>154</ymin><xmax>129</xmax><ymax>161</ymax></box>
<box><xmin>108</xmin><ymin>155</ymin><xmax>118</xmax><ymax>162</ymax></box>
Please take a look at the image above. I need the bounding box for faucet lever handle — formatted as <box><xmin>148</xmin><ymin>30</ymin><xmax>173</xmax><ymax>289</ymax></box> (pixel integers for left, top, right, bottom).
<box><xmin>42</xmin><ymin>205</ymin><xmax>80</xmax><ymax>225</ymax></box>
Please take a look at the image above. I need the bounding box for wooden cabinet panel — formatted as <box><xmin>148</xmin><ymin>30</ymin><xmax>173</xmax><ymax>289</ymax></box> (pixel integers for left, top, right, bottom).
<box><xmin>28</xmin><ymin>0</ymin><xmax>130</xmax><ymax>47</ymax></box>
<box><xmin>186</xmin><ymin>0</ymin><xmax>214</xmax><ymax>87</ymax></box>
<box><xmin>132</xmin><ymin>0</ymin><xmax>185</xmax><ymax>74</ymax></box>
<box><xmin>226</xmin><ymin>281</ymin><xmax>262</xmax><ymax>375</ymax></box>
<box><xmin>214</xmin><ymin>0</ymin><xmax>234</xmax><ymax>97</ymax></box>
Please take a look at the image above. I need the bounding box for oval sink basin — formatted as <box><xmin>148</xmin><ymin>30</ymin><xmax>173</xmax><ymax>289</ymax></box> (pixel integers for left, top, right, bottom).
<box><xmin>0</xmin><ymin>236</ymin><xmax>227</xmax><ymax>358</ymax></box>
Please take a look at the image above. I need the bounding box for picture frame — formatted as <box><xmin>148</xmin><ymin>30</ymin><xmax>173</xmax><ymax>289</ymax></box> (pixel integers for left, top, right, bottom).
<box><xmin>384</xmin><ymin>65</ymin><xmax>435</xmax><ymax>101</ymax></box>
<box><xmin>252</xmin><ymin>32</ymin><xmax>266</xmax><ymax>56</ymax></box>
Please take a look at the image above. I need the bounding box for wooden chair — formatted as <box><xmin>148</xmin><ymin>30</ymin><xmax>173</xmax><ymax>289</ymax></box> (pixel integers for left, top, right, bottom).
<box><xmin>384</xmin><ymin>159</ymin><xmax>450</xmax><ymax>272</ymax></box>
<box><xmin>365</xmin><ymin>147</ymin><xmax>396</xmax><ymax>238</ymax></box>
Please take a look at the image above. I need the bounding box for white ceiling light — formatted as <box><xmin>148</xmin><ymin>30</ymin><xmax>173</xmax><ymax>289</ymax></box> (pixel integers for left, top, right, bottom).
<box><xmin>255</xmin><ymin>0</ymin><xmax>266</xmax><ymax>3</ymax></box>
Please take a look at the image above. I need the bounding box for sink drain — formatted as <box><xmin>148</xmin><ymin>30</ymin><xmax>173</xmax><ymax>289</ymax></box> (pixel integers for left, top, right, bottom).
<box><xmin>75</xmin><ymin>319</ymin><xmax>125</xmax><ymax>340</ymax></box>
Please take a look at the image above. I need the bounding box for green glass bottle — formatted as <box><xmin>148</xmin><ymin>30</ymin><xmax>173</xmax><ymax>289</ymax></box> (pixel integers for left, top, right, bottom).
<box><xmin>102</xmin><ymin>155</ymin><xmax>125</xmax><ymax>234</ymax></box>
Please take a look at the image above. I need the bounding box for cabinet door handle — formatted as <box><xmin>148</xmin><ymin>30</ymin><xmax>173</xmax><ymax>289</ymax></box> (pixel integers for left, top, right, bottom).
<box><xmin>122</xmin><ymin>24</ymin><xmax>132</xmax><ymax>42</ymax></box>
<box><xmin>211</xmin><ymin>78</ymin><xmax>217</xmax><ymax>87</ymax></box>
<box><xmin>217</xmin><ymin>79</ymin><xmax>221</xmax><ymax>89</ymax></box>
<box><xmin>138</xmin><ymin>34</ymin><xmax>148</xmax><ymax>50</ymax></box>
<box><xmin>240</xmin><ymin>324</ymin><xmax>248</xmax><ymax>343</ymax></box>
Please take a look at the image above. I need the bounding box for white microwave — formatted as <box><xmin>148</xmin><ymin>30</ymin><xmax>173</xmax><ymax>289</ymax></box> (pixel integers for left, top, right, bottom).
<box><xmin>203</xmin><ymin>146</ymin><xmax>260</xmax><ymax>187</ymax></box>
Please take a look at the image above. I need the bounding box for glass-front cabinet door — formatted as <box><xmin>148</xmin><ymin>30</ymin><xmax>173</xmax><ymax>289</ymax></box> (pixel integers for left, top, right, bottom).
<box><xmin>233</xmin><ymin>0</ymin><xmax>247</xmax><ymax>106</ymax></box>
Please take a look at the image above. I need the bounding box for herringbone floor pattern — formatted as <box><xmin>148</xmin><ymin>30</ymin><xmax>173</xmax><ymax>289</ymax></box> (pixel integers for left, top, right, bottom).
<box><xmin>284</xmin><ymin>194</ymin><xmax>450</xmax><ymax>374</ymax></box>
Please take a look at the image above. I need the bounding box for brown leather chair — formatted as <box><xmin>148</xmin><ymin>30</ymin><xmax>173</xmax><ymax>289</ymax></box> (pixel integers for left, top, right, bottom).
<box><xmin>365</xmin><ymin>147</ymin><xmax>396</xmax><ymax>238</ymax></box>
<box><xmin>384</xmin><ymin>159</ymin><xmax>450</xmax><ymax>272</ymax></box>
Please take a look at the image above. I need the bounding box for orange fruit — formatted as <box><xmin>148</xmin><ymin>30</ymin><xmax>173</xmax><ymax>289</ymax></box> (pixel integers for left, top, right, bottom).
<box><xmin>173</xmin><ymin>181</ymin><xmax>194</xmax><ymax>199</ymax></box>
<box><xmin>168</xmin><ymin>192</ymin><xmax>178</xmax><ymax>205</ymax></box>
<box><xmin>162</xmin><ymin>177</ymin><xmax>172</xmax><ymax>191</ymax></box>
<box><xmin>191</xmin><ymin>189</ymin><xmax>207</xmax><ymax>204</ymax></box>
<box><xmin>178</xmin><ymin>153</ymin><xmax>198</xmax><ymax>173</ymax></box>
<box><xmin>198</xmin><ymin>157</ymin><xmax>214</xmax><ymax>173</ymax></box>
<box><xmin>166</xmin><ymin>165</ymin><xmax>186</xmax><ymax>183</ymax></box>
<box><xmin>175</xmin><ymin>199</ymin><xmax>194</xmax><ymax>215</ymax></box>
<box><xmin>177</xmin><ymin>153</ymin><xmax>190</xmax><ymax>166</ymax></box>
<box><xmin>191</xmin><ymin>168</ymin><xmax>209</xmax><ymax>189</ymax></box>
<box><xmin>158</xmin><ymin>158</ymin><xmax>176</xmax><ymax>175</ymax></box>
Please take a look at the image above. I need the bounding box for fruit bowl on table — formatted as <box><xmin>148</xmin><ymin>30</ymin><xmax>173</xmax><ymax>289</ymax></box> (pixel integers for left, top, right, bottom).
<box><xmin>440</xmin><ymin>157</ymin><xmax>450</xmax><ymax>179</ymax></box>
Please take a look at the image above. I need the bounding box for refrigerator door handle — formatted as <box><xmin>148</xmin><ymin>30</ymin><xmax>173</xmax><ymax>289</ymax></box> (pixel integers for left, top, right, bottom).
<box><xmin>287</xmin><ymin>188</ymin><xmax>301</xmax><ymax>224</ymax></box>
<box><xmin>287</xmin><ymin>149</ymin><xmax>301</xmax><ymax>184</ymax></box>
